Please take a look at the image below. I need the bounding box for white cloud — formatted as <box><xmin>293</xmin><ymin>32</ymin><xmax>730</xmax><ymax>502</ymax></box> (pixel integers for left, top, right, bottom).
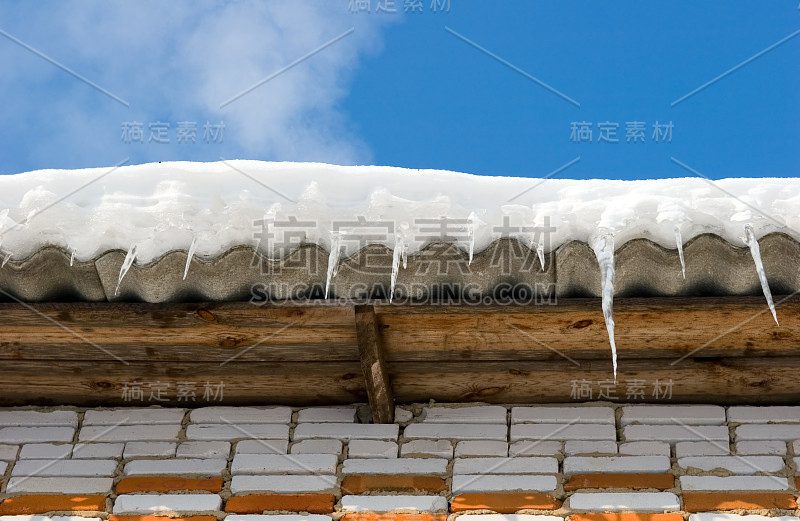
<box><xmin>0</xmin><ymin>1</ymin><xmax>395</xmax><ymax>171</ymax></box>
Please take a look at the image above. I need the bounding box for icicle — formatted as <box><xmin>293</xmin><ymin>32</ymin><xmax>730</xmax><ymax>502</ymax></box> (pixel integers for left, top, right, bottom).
<box><xmin>115</xmin><ymin>245</ymin><xmax>137</xmax><ymax>296</ymax></box>
<box><xmin>592</xmin><ymin>232</ymin><xmax>618</xmax><ymax>379</ymax></box>
<box><xmin>1</xmin><ymin>252</ymin><xmax>10</xmax><ymax>268</ymax></box>
<box><xmin>325</xmin><ymin>232</ymin><xmax>342</xmax><ymax>299</ymax></box>
<box><xmin>467</xmin><ymin>212</ymin><xmax>478</xmax><ymax>265</ymax></box>
<box><xmin>183</xmin><ymin>236</ymin><xmax>198</xmax><ymax>280</ymax></box>
<box><xmin>390</xmin><ymin>233</ymin><xmax>407</xmax><ymax>303</ymax></box>
<box><xmin>674</xmin><ymin>226</ymin><xmax>685</xmax><ymax>279</ymax></box>
<box><xmin>69</xmin><ymin>249</ymin><xmax>76</xmax><ymax>267</ymax></box>
<box><xmin>530</xmin><ymin>236</ymin><xmax>545</xmax><ymax>272</ymax></box>
<box><xmin>743</xmin><ymin>224</ymin><xmax>779</xmax><ymax>325</ymax></box>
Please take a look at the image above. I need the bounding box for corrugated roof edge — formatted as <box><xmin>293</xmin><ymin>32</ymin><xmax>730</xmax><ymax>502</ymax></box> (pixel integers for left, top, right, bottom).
<box><xmin>0</xmin><ymin>233</ymin><xmax>797</xmax><ymax>303</ymax></box>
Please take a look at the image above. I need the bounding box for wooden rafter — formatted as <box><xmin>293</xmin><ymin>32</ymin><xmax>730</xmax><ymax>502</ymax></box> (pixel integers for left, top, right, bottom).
<box><xmin>353</xmin><ymin>304</ymin><xmax>394</xmax><ymax>423</ymax></box>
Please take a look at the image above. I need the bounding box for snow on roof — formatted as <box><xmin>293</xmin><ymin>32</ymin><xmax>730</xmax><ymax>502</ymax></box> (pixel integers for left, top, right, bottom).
<box><xmin>2</xmin><ymin>160</ymin><xmax>797</xmax><ymax>262</ymax></box>
<box><xmin>2</xmin><ymin>160</ymin><xmax>798</xmax><ymax>376</ymax></box>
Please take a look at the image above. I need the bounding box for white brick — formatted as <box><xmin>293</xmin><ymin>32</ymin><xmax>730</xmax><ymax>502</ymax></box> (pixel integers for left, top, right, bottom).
<box><xmin>419</xmin><ymin>406</ymin><xmax>506</xmax><ymax>424</ymax></box>
<box><xmin>736</xmin><ymin>440</ymin><xmax>786</xmax><ymax>455</ymax></box>
<box><xmin>293</xmin><ymin>423</ymin><xmax>398</xmax><ymax>441</ymax></box>
<box><xmin>624</xmin><ymin>425</ymin><xmax>728</xmax><ymax>442</ymax></box>
<box><xmin>6</xmin><ymin>476</ymin><xmax>113</xmax><ymax>494</ymax></box>
<box><xmin>236</xmin><ymin>439</ymin><xmax>289</xmax><ymax>454</ymax></box>
<box><xmin>190</xmin><ymin>406</ymin><xmax>292</xmax><ymax>424</ymax></box>
<box><xmin>618</xmin><ymin>441</ymin><xmax>670</xmax><ymax>456</ymax></box>
<box><xmin>124</xmin><ymin>458</ymin><xmax>226</xmax><ymax>475</ymax></box>
<box><xmin>0</xmin><ymin>427</ymin><xmax>74</xmax><ymax>443</ymax></box>
<box><xmin>736</xmin><ymin>424</ymin><xmax>800</xmax><ymax>441</ymax></box>
<box><xmin>342</xmin><ymin>457</ymin><xmax>447</xmax><ymax>475</ymax></box>
<box><xmin>340</xmin><ymin>495</ymin><xmax>447</xmax><ymax>513</ymax></box>
<box><xmin>404</xmin><ymin>423</ymin><xmax>506</xmax><ymax>441</ymax></box>
<box><xmin>792</xmin><ymin>456</ymin><xmax>800</xmax><ymax>468</ymax></box>
<box><xmin>565</xmin><ymin>440</ymin><xmax>617</xmax><ymax>455</ymax></box>
<box><xmin>0</xmin><ymin>444</ymin><xmax>18</xmax><ymax>460</ymax></box>
<box><xmin>453</xmin><ymin>457</ymin><xmax>558</xmax><ymax>474</ymax></box>
<box><xmin>680</xmin><ymin>475</ymin><xmax>789</xmax><ymax>490</ymax></box>
<box><xmin>512</xmin><ymin>406</ymin><xmax>615</xmax><ymax>424</ymax></box>
<box><xmin>83</xmin><ymin>408</ymin><xmax>184</xmax><ymax>425</ymax></box>
<box><xmin>19</xmin><ymin>443</ymin><xmax>72</xmax><ymax>459</ymax></box>
<box><xmin>456</xmin><ymin>441</ymin><xmax>507</xmax><ymax>457</ymax></box>
<box><xmin>511</xmin><ymin>424</ymin><xmax>615</xmax><ymax>441</ymax></box>
<box><xmin>564</xmin><ymin>455</ymin><xmax>670</xmax><ymax>474</ymax></box>
<box><xmin>452</xmin><ymin>474</ymin><xmax>557</xmax><ymax>493</ymax></box>
<box><xmin>675</xmin><ymin>441</ymin><xmax>729</xmax><ymax>457</ymax></box>
<box><xmin>79</xmin><ymin>425</ymin><xmax>179</xmax><ymax>442</ymax></box>
<box><xmin>290</xmin><ymin>439</ymin><xmax>342</xmax><ymax>455</ymax></box>
<box><xmin>394</xmin><ymin>407</ymin><xmax>414</xmax><ymax>423</ymax></box>
<box><xmin>678</xmin><ymin>455</ymin><xmax>785</xmax><ymax>474</ymax></box>
<box><xmin>569</xmin><ymin>492</ymin><xmax>680</xmax><ymax>512</ymax></box>
<box><xmin>231</xmin><ymin>453</ymin><xmax>337</xmax><ymax>475</ymax></box>
<box><xmin>231</xmin><ymin>475</ymin><xmax>337</xmax><ymax>494</ymax></box>
<box><xmin>458</xmin><ymin>516</ymin><xmax>562</xmax><ymax>521</ymax></box>
<box><xmin>297</xmin><ymin>407</ymin><xmax>357</xmax><ymax>423</ymax></box>
<box><xmin>123</xmin><ymin>441</ymin><xmax>176</xmax><ymax>458</ymax></box>
<box><xmin>509</xmin><ymin>440</ymin><xmax>562</xmax><ymax>456</ymax></box>
<box><xmin>690</xmin><ymin>515</ymin><xmax>800</xmax><ymax>521</ymax></box>
<box><xmin>177</xmin><ymin>441</ymin><xmax>230</xmax><ymax>458</ymax></box>
<box><xmin>12</xmin><ymin>459</ymin><xmax>116</xmax><ymax>477</ymax></box>
<box><xmin>186</xmin><ymin>423</ymin><xmax>289</xmax><ymax>440</ymax></box>
<box><xmin>728</xmin><ymin>406</ymin><xmax>800</xmax><ymax>423</ymax></box>
<box><xmin>349</xmin><ymin>440</ymin><xmax>398</xmax><ymax>458</ymax></box>
<box><xmin>0</xmin><ymin>410</ymin><xmax>78</xmax><ymax>427</ymax></box>
<box><xmin>72</xmin><ymin>443</ymin><xmax>124</xmax><ymax>459</ymax></box>
<box><xmin>0</xmin><ymin>461</ymin><xmax>5</xmax><ymax>474</ymax></box>
<box><xmin>112</xmin><ymin>493</ymin><xmax>221</xmax><ymax>513</ymax></box>
<box><xmin>400</xmin><ymin>440</ymin><xmax>452</xmax><ymax>458</ymax></box>
<box><xmin>621</xmin><ymin>405</ymin><xmax>725</xmax><ymax>425</ymax></box>
<box><xmin>226</xmin><ymin>517</ymin><xmax>332</xmax><ymax>521</ymax></box>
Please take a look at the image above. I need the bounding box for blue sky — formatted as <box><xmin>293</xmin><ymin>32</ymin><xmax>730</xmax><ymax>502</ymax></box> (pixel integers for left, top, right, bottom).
<box><xmin>0</xmin><ymin>1</ymin><xmax>797</xmax><ymax>179</ymax></box>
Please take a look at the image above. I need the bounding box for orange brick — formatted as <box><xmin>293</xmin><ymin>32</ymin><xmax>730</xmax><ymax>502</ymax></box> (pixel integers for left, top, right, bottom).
<box><xmin>342</xmin><ymin>515</ymin><xmax>447</xmax><ymax>521</ymax></box>
<box><xmin>110</xmin><ymin>517</ymin><xmax>217</xmax><ymax>521</ymax></box>
<box><xmin>341</xmin><ymin>475</ymin><xmax>447</xmax><ymax>494</ymax></box>
<box><xmin>683</xmin><ymin>492</ymin><xmax>797</xmax><ymax>512</ymax></box>
<box><xmin>570</xmin><ymin>515</ymin><xmax>684</xmax><ymax>521</ymax></box>
<box><xmin>225</xmin><ymin>494</ymin><xmax>335</xmax><ymax>514</ymax></box>
<box><xmin>0</xmin><ymin>495</ymin><xmax>106</xmax><ymax>514</ymax></box>
<box><xmin>564</xmin><ymin>473</ymin><xmax>674</xmax><ymax>491</ymax></box>
<box><xmin>116</xmin><ymin>477</ymin><xmax>223</xmax><ymax>494</ymax></box>
<box><xmin>451</xmin><ymin>493</ymin><xmax>561</xmax><ymax>513</ymax></box>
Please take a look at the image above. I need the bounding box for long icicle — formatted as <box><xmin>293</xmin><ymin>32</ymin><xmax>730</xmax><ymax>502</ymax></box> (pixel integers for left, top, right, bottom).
<box><xmin>115</xmin><ymin>244</ymin><xmax>137</xmax><ymax>296</ymax></box>
<box><xmin>467</xmin><ymin>212</ymin><xmax>478</xmax><ymax>265</ymax></box>
<box><xmin>183</xmin><ymin>236</ymin><xmax>198</xmax><ymax>280</ymax></box>
<box><xmin>532</xmin><ymin>236</ymin><xmax>545</xmax><ymax>272</ymax></box>
<box><xmin>674</xmin><ymin>225</ymin><xmax>686</xmax><ymax>279</ymax></box>
<box><xmin>744</xmin><ymin>224</ymin><xmax>779</xmax><ymax>325</ymax></box>
<box><xmin>592</xmin><ymin>232</ymin><xmax>618</xmax><ymax>379</ymax></box>
<box><xmin>325</xmin><ymin>232</ymin><xmax>342</xmax><ymax>299</ymax></box>
<box><xmin>390</xmin><ymin>233</ymin><xmax>407</xmax><ymax>303</ymax></box>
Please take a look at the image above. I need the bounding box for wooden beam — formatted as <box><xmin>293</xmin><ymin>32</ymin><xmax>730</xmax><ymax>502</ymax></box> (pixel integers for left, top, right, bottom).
<box><xmin>354</xmin><ymin>304</ymin><xmax>394</xmax><ymax>422</ymax></box>
<box><xmin>375</xmin><ymin>296</ymin><xmax>800</xmax><ymax>361</ymax></box>
<box><xmin>0</xmin><ymin>360</ymin><xmax>366</xmax><ymax>406</ymax></box>
<box><xmin>389</xmin><ymin>356</ymin><xmax>800</xmax><ymax>404</ymax></box>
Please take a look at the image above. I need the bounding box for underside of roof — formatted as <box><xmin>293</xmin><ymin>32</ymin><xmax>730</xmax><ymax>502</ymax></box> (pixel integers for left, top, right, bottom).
<box><xmin>1</xmin><ymin>232</ymin><xmax>797</xmax><ymax>303</ymax></box>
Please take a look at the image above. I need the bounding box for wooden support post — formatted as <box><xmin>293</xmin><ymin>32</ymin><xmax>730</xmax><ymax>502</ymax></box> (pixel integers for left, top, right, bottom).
<box><xmin>354</xmin><ymin>304</ymin><xmax>394</xmax><ymax>423</ymax></box>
